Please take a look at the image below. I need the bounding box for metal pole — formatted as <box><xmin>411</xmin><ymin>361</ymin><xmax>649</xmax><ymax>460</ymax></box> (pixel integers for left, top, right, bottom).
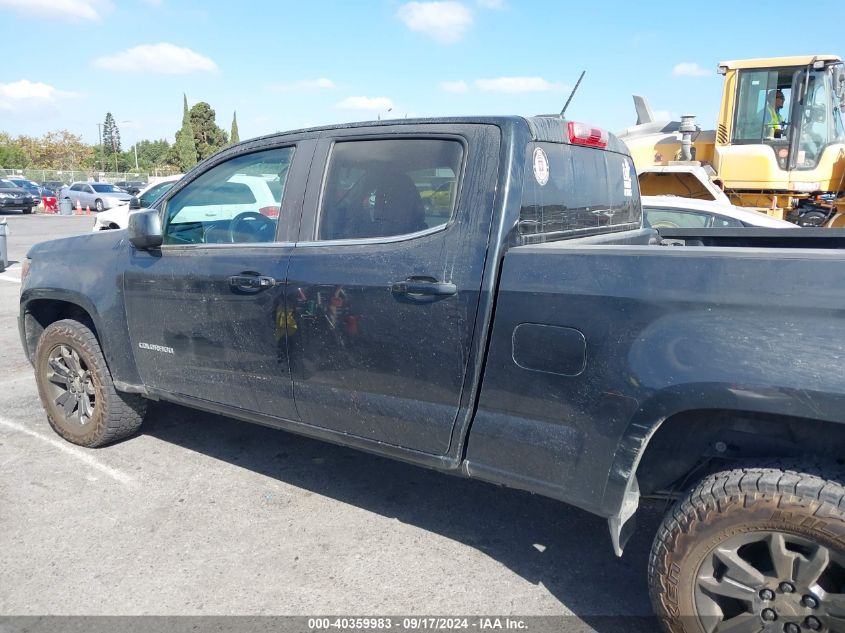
<box><xmin>97</xmin><ymin>123</ymin><xmax>103</xmax><ymax>172</ymax></box>
<box><xmin>134</xmin><ymin>143</ymin><xmax>139</xmax><ymax>170</ymax></box>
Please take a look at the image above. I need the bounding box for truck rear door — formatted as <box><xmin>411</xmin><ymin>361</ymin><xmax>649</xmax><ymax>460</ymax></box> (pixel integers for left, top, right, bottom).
<box><xmin>286</xmin><ymin>124</ymin><xmax>500</xmax><ymax>454</ymax></box>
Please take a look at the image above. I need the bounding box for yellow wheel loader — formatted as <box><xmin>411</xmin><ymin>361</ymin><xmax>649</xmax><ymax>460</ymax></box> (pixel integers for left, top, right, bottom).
<box><xmin>620</xmin><ymin>55</ymin><xmax>845</xmax><ymax>226</ymax></box>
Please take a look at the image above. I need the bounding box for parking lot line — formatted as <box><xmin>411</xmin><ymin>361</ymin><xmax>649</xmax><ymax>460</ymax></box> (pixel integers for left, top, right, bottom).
<box><xmin>0</xmin><ymin>415</ymin><xmax>136</xmax><ymax>486</ymax></box>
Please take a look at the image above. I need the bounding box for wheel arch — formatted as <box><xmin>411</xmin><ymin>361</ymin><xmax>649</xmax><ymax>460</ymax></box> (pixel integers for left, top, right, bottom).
<box><xmin>601</xmin><ymin>383</ymin><xmax>845</xmax><ymax>555</ymax></box>
<box><xmin>20</xmin><ymin>290</ymin><xmax>145</xmax><ymax>393</ymax></box>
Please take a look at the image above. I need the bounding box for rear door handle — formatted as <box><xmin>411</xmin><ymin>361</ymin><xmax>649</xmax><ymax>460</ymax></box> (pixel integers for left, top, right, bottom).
<box><xmin>390</xmin><ymin>277</ymin><xmax>457</xmax><ymax>297</ymax></box>
<box><xmin>229</xmin><ymin>274</ymin><xmax>276</xmax><ymax>293</ymax></box>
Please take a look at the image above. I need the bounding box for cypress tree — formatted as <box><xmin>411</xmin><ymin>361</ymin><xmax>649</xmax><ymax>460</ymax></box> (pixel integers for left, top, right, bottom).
<box><xmin>175</xmin><ymin>94</ymin><xmax>197</xmax><ymax>171</ymax></box>
<box><xmin>230</xmin><ymin>111</ymin><xmax>240</xmax><ymax>145</ymax></box>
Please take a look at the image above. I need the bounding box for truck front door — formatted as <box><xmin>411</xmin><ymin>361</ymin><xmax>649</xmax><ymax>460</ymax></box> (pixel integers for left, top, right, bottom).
<box><xmin>124</xmin><ymin>140</ymin><xmax>314</xmax><ymax>420</ymax></box>
<box><xmin>286</xmin><ymin>126</ymin><xmax>499</xmax><ymax>455</ymax></box>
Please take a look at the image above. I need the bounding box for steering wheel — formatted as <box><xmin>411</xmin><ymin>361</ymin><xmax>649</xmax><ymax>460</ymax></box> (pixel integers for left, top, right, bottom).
<box><xmin>228</xmin><ymin>211</ymin><xmax>274</xmax><ymax>243</ymax></box>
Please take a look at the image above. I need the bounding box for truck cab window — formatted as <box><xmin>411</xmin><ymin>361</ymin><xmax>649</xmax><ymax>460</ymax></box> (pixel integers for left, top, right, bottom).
<box><xmin>318</xmin><ymin>138</ymin><xmax>463</xmax><ymax>241</ymax></box>
<box><xmin>519</xmin><ymin>143</ymin><xmax>641</xmax><ymax>241</ymax></box>
<box><xmin>161</xmin><ymin>146</ymin><xmax>294</xmax><ymax>245</ymax></box>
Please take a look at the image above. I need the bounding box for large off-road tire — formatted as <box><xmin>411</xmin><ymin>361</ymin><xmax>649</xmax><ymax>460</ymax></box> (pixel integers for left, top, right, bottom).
<box><xmin>34</xmin><ymin>319</ymin><xmax>146</xmax><ymax>447</ymax></box>
<box><xmin>649</xmin><ymin>464</ymin><xmax>845</xmax><ymax>633</ymax></box>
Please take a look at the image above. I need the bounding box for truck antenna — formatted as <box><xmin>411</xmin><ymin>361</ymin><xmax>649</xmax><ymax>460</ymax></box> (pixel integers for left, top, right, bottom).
<box><xmin>560</xmin><ymin>70</ymin><xmax>586</xmax><ymax>118</ymax></box>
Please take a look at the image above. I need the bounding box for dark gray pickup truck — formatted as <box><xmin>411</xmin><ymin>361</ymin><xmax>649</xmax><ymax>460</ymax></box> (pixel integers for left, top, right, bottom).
<box><xmin>19</xmin><ymin>116</ymin><xmax>845</xmax><ymax>632</ymax></box>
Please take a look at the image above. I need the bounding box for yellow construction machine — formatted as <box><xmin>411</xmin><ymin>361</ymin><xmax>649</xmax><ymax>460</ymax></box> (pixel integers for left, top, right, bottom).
<box><xmin>619</xmin><ymin>55</ymin><xmax>845</xmax><ymax>226</ymax></box>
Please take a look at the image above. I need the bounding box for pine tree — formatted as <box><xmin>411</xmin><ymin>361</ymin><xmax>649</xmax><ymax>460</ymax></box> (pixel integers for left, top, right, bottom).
<box><xmin>102</xmin><ymin>112</ymin><xmax>122</xmax><ymax>170</ymax></box>
<box><xmin>175</xmin><ymin>94</ymin><xmax>197</xmax><ymax>171</ymax></box>
<box><xmin>230</xmin><ymin>111</ymin><xmax>240</xmax><ymax>145</ymax></box>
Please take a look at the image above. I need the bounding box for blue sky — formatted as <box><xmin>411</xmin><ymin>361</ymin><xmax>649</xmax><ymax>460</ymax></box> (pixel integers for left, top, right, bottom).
<box><xmin>0</xmin><ymin>0</ymin><xmax>842</xmax><ymax>147</ymax></box>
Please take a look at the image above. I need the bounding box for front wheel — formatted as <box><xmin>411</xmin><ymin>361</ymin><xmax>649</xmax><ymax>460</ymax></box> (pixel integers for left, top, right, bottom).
<box><xmin>650</xmin><ymin>465</ymin><xmax>845</xmax><ymax>633</ymax></box>
<box><xmin>94</xmin><ymin>198</ymin><xmax>104</xmax><ymax>212</ymax></box>
<box><xmin>22</xmin><ymin>207</ymin><xmax>32</xmax><ymax>214</ymax></box>
<box><xmin>34</xmin><ymin>319</ymin><xmax>146</xmax><ymax>447</ymax></box>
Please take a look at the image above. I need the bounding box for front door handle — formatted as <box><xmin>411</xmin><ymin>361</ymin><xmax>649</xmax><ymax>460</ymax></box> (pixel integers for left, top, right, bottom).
<box><xmin>229</xmin><ymin>274</ymin><xmax>276</xmax><ymax>293</ymax></box>
<box><xmin>390</xmin><ymin>277</ymin><xmax>457</xmax><ymax>297</ymax></box>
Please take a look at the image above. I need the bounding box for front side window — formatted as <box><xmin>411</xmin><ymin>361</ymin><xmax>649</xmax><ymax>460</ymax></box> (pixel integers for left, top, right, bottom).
<box><xmin>519</xmin><ymin>143</ymin><xmax>641</xmax><ymax>240</ymax></box>
<box><xmin>318</xmin><ymin>138</ymin><xmax>464</xmax><ymax>241</ymax></box>
<box><xmin>162</xmin><ymin>146</ymin><xmax>295</xmax><ymax>245</ymax></box>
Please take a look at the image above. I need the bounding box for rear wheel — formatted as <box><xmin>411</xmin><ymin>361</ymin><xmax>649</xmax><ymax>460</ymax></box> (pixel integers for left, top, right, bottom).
<box><xmin>649</xmin><ymin>465</ymin><xmax>845</xmax><ymax>633</ymax></box>
<box><xmin>34</xmin><ymin>319</ymin><xmax>146</xmax><ymax>447</ymax></box>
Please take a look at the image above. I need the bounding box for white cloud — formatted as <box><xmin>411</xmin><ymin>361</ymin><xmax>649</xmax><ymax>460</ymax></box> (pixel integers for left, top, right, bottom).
<box><xmin>476</xmin><ymin>0</ymin><xmax>504</xmax><ymax>8</ymax></box>
<box><xmin>440</xmin><ymin>80</ymin><xmax>469</xmax><ymax>94</ymax></box>
<box><xmin>397</xmin><ymin>1</ymin><xmax>473</xmax><ymax>43</ymax></box>
<box><xmin>0</xmin><ymin>80</ymin><xmax>78</xmax><ymax>112</ymax></box>
<box><xmin>672</xmin><ymin>62</ymin><xmax>710</xmax><ymax>77</ymax></box>
<box><xmin>0</xmin><ymin>0</ymin><xmax>112</xmax><ymax>21</ymax></box>
<box><xmin>268</xmin><ymin>78</ymin><xmax>335</xmax><ymax>92</ymax></box>
<box><xmin>94</xmin><ymin>43</ymin><xmax>217</xmax><ymax>74</ymax></box>
<box><xmin>336</xmin><ymin>96</ymin><xmax>395</xmax><ymax>112</ymax></box>
<box><xmin>475</xmin><ymin>76</ymin><xmax>565</xmax><ymax>93</ymax></box>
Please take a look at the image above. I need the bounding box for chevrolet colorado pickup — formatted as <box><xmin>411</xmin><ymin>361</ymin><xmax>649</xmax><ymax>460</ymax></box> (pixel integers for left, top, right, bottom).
<box><xmin>19</xmin><ymin>116</ymin><xmax>845</xmax><ymax>632</ymax></box>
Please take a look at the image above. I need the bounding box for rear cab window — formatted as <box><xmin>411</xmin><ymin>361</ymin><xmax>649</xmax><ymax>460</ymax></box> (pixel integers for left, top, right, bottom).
<box><xmin>317</xmin><ymin>138</ymin><xmax>464</xmax><ymax>241</ymax></box>
<box><xmin>518</xmin><ymin>142</ymin><xmax>641</xmax><ymax>243</ymax></box>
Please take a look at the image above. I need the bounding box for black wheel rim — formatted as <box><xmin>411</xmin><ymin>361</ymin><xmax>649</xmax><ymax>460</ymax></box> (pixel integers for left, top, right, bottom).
<box><xmin>45</xmin><ymin>344</ymin><xmax>96</xmax><ymax>427</ymax></box>
<box><xmin>695</xmin><ymin>530</ymin><xmax>845</xmax><ymax>632</ymax></box>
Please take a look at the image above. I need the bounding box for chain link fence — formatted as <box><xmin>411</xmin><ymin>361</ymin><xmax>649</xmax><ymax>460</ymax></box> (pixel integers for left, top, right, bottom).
<box><xmin>0</xmin><ymin>167</ymin><xmax>180</xmax><ymax>186</ymax></box>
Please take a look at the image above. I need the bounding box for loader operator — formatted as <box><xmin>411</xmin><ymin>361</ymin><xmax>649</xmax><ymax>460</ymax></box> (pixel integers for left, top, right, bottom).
<box><xmin>764</xmin><ymin>89</ymin><xmax>786</xmax><ymax>138</ymax></box>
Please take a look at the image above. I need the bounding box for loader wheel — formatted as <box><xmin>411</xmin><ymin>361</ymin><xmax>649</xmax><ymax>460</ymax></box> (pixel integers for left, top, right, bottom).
<box><xmin>649</xmin><ymin>465</ymin><xmax>845</xmax><ymax>633</ymax></box>
<box><xmin>34</xmin><ymin>319</ymin><xmax>146</xmax><ymax>447</ymax></box>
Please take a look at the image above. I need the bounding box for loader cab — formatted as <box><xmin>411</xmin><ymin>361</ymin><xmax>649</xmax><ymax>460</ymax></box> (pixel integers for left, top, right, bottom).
<box><xmin>722</xmin><ymin>57</ymin><xmax>845</xmax><ymax>172</ymax></box>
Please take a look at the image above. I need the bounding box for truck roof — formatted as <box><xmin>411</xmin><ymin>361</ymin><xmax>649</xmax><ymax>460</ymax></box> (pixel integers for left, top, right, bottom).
<box><xmin>233</xmin><ymin>115</ymin><xmax>630</xmax><ymax>156</ymax></box>
<box><xmin>718</xmin><ymin>54</ymin><xmax>842</xmax><ymax>70</ymax></box>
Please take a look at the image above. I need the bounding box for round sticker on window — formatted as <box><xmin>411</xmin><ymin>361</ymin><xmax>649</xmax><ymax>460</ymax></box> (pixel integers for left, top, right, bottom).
<box><xmin>533</xmin><ymin>147</ymin><xmax>550</xmax><ymax>186</ymax></box>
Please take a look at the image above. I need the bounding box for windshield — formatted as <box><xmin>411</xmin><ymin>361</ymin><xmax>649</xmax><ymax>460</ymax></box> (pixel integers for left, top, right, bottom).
<box><xmin>0</xmin><ymin>179</ymin><xmax>16</xmax><ymax>188</ymax></box>
<box><xmin>732</xmin><ymin>68</ymin><xmax>794</xmax><ymax>168</ymax></box>
<box><xmin>92</xmin><ymin>184</ymin><xmax>123</xmax><ymax>193</ymax></box>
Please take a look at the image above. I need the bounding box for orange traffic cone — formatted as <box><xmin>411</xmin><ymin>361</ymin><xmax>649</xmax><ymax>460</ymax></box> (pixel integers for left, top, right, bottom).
<box><xmin>75</xmin><ymin>199</ymin><xmax>82</xmax><ymax>215</ymax></box>
<box><xmin>85</xmin><ymin>205</ymin><xmax>91</xmax><ymax>215</ymax></box>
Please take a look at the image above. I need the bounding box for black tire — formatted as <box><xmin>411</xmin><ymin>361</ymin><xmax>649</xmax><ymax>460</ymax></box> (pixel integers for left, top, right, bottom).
<box><xmin>23</xmin><ymin>206</ymin><xmax>32</xmax><ymax>215</ymax></box>
<box><xmin>650</xmin><ymin>464</ymin><xmax>845</xmax><ymax>633</ymax></box>
<box><xmin>94</xmin><ymin>198</ymin><xmax>104</xmax><ymax>212</ymax></box>
<box><xmin>34</xmin><ymin>319</ymin><xmax>146</xmax><ymax>447</ymax></box>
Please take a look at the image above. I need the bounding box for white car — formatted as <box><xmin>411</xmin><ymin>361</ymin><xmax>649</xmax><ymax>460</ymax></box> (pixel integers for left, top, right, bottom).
<box><xmin>641</xmin><ymin>196</ymin><xmax>795</xmax><ymax>229</ymax></box>
<box><xmin>93</xmin><ymin>175</ymin><xmax>183</xmax><ymax>231</ymax></box>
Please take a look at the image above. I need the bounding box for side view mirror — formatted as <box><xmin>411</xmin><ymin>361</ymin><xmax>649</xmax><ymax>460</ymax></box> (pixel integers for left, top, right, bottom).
<box><xmin>127</xmin><ymin>209</ymin><xmax>163</xmax><ymax>249</ymax></box>
<box><xmin>129</xmin><ymin>196</ymin><xmax>140</xmax><ymax>210</ymax></box>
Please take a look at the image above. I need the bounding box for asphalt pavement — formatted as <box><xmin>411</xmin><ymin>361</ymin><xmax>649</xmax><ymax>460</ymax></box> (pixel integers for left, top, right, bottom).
<box><xmin>0</xmin><ymin>213</ymin><xmax>662</xmax><ymax>629</ymax></box>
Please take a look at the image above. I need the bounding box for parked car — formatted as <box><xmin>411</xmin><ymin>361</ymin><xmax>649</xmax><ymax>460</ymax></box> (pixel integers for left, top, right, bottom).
<box><xmin>114</xmin><ymin>180</ymin><xmax>145</xmax><ymax>195</ymax></box>
<box><xmin>60</xmin><ymin>181</ymin><xmax>133</xmax><ymax>211</ymax></box>
<box><xmin>92</xmin><ymin>174</ymin><xmax>276</xmax><ymax>231</ymax></box>
<box><xmin>642</xmin><ymin>195</ymin><xmax>795</xmax><ymax>228</ymax></box>
<box><xmin>6</xmin><ymin>177</ymin><xmax>43</xmax><ymax>201</ymax></box>
<box><xmin>95</xmin><ymin>175</ymin><xmax>183</xmax><ymax>230</ymax></box>
<box><xmin>0</xmin><ymin>178</ymin><xmax>37</xmax><ymax>214</ymax></box>
<box><xmin>128</xmin><ymin>175</ymin><xmax>184</xmax><ymax>210</ymax></box>
<box><xmin>41</xmin><ymin>180</ymin><xmax>65</xmax><ymax>192</ymax></box>
<box><xmin>20</xmin><ymin>116</ymin><xmax>845</xmax><ymax>632</ymax></box>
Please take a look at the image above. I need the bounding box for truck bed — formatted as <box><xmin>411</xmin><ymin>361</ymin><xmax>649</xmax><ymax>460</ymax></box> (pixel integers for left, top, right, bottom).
<box><xmin>465</xmin><ymin>228</ymin><xmax>845</xmax><ymax>519</ymax></box>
